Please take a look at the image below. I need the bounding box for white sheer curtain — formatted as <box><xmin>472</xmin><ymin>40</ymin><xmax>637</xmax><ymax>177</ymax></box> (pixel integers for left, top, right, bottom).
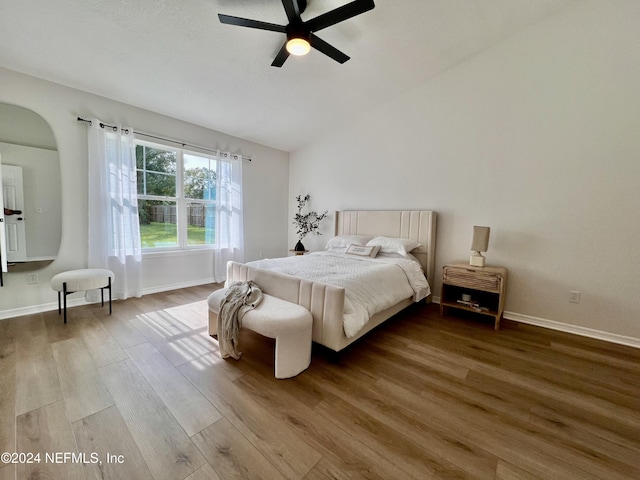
<box><xmin>214</xmin><ymin>151</ymin><xmax>244</xmax><ymax>282</ymax></box>
<box><xmin>87</xmin><ymin>119</ymin><xmax>142</xmax><ymax>299</ymax></box>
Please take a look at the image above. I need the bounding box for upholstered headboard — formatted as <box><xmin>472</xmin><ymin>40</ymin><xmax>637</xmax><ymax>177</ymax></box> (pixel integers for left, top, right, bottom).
<box><xmin>335</xmin><ymin>210</ymin><xmax>437</xmax><ymax>284</ymax></box>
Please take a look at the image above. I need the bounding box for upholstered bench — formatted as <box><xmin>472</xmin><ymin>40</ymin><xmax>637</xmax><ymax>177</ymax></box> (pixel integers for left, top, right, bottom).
<box><xmin>51</xmin><ymin>269</ymin><xmax>114</xmax><ymax>323</ymax></box>
<box><xmin>207</xmin><ymin>288</ymin><xmax>313</xmax><ymax>379</ymax></box>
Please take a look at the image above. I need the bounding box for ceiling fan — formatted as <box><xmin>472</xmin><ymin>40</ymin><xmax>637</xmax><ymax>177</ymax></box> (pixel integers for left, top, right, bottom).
<box><xmin>218</xmin><ymin>0</ymin><xmax>375</xmax><ymax>67</ymax></box>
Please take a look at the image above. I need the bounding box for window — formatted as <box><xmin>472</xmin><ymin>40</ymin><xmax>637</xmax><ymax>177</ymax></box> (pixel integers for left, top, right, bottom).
<box><xmin>136</xmin><ymin>141</ymin><xmax>217</xmax><ymax>250</ymax></box>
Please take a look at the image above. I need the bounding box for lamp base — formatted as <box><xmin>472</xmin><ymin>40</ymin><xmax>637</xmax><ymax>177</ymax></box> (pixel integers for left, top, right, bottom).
<box><xmin>470</xmin><ymin>252</ymin><xmax>486</xmax><ymax>267</ymax></box>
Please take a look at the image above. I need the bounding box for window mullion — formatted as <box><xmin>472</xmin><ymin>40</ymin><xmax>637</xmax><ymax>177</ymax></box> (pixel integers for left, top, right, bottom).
<box><xmin>141</xmin><ymin>145</ymin><xmax>146</xmax><ymax>195</ymax></box>
<box><xmin>176</xmin><ymin>149</ymin><xmax>186</xmax><ymax>249</ymax></box>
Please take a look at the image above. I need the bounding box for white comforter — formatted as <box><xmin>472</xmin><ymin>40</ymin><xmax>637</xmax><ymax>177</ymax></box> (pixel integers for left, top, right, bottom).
<box><xmin>246</xmin><ymin>251</ymin><xmax>430</xmax><ymax>338</ymax></box>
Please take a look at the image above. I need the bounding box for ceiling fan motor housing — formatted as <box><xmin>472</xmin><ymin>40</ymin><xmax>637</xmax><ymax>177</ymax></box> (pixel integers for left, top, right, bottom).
<box><xmin>286</xmin><ymin>22</ymin><xmax>308</xmax><ymax>42</ymax></box>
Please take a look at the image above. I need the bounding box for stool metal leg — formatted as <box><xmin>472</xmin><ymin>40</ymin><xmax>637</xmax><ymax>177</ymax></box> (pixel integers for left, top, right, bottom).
<box><xmin>63</xmin><ymin>281</ymin><xmax>68</xmax><ymax>324</ymax></box>
<box><xmin>99</xmin><ymin>277</ymin><xmax>113</xmax><ymax>315</ymax></box>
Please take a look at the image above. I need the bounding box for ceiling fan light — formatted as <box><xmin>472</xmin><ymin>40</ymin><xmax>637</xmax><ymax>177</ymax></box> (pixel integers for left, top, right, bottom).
<box><xmin>286</xmin><ymin>37</ymin><xmax>311</xmax><ymax>56</ymax></box>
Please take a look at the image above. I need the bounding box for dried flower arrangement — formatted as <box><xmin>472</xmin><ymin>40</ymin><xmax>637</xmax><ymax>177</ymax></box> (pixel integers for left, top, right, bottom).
<box><xmin>292</xmin><ymin>194</ymin><xmax>328</xmax><ymax>251</ymax></box>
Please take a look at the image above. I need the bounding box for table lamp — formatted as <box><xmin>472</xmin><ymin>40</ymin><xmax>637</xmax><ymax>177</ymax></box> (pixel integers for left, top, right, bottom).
<box><xmin>470</xmin><ymin>226</ymin><xmax>490</xmax><ymax>267</ymax></box>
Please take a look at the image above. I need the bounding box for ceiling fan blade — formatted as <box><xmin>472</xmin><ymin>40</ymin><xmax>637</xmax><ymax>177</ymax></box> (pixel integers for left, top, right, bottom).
<box><xmin>309</xmin><ymin>34</ymin><xmax>350</xmax><ymax>64</ymax></box>
<box><xmin>271</xmin><ymin>43</ymin><xmax>290</xmax><ymax>67</ymax></box>
<box><xmin>306</xmin><ymin>0</ymin><xmax>375</xmax><ymax>33</ymax></box>
<box><xmin>218</xmin><ymin>14</ymin><xmax>286</xmax><ymax>33</ymax></box>
<box><xmin>281</xmin><ymin>0</ymin><xmax>301</xmax><ymax>23</ymax></box>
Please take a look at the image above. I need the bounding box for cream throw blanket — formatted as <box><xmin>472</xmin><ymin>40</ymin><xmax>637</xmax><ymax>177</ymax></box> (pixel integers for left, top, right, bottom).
<box><xmin>218</xmin><ymin>281</ymin><xmax>263</xmax><ymax>360</ymax></box>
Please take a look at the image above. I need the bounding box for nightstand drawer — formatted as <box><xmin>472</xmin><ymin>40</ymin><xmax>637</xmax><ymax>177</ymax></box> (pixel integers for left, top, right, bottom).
<box><xmin>443</xmin><ymin>267</ymin><xmax>500</xmax><ymax>292</ymax></box>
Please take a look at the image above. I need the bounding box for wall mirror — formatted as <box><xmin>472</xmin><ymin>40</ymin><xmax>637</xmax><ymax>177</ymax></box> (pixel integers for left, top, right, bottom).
<box><xmin>0</xmin><ymin>103</ymin><xmax>62</xmax><ymax>275</ymax></box>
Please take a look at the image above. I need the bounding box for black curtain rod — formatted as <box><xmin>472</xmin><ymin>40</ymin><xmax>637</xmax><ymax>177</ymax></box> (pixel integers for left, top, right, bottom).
<box><xmin>76</xmin><ymin>116</ymin><xmax>251</xmax><ymax>161</ymax></box>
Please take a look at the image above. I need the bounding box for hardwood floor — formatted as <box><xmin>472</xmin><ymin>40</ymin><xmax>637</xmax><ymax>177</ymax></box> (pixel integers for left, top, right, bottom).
<box><xmin>1</xmin><ymin>284</ymin><xmax>639</xmax><ymax>479</ymax></box>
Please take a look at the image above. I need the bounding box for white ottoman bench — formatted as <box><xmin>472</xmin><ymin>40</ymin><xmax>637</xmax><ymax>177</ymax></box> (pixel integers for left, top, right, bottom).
<box><xmin>207</xmin><ymin>288</ymin><xmax>313</xmax><ymax>379</ymax></box>
<box><xmin>51</xmin><ymin>269</ymin><xmax>114</xmax><ymax>323</ymax></box>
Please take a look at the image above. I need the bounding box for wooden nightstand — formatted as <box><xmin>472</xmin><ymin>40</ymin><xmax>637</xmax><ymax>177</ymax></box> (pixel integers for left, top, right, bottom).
<box><xmin>440</xmin><ymin>263</ymin><xmax>507</xmax><ymax>330</ymax></box>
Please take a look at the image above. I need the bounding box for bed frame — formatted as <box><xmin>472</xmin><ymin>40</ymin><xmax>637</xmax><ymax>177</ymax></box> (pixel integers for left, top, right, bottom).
<box><xmin>227</xmin><ymin>210</ymin><xmax>436</xmax><ymax>352</ymax></box>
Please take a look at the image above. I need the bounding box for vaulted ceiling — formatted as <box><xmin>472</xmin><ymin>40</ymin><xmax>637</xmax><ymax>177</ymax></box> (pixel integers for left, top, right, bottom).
<box><xmin>0</xmin><ymin>0</ymin><xmax>573</xmax><ymax>151</ymax></box>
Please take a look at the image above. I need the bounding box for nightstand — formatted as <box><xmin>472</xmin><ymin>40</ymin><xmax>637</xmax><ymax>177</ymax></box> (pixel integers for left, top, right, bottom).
<box><xmin>289</xmin><ymin>250</ymin><xmax>309</xmax><ymax>256</ymax></box>
<box><xmin>440</xmin><ymin>263</ymin><xmax>507</xmax><ymax>330</ymax></box>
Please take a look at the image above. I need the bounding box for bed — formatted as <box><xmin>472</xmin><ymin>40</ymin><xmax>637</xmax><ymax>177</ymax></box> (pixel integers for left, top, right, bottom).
<box><xmin>226</xmin><ymin>210</ymin><xmax>436</xmax><ymax>352</ymax></box>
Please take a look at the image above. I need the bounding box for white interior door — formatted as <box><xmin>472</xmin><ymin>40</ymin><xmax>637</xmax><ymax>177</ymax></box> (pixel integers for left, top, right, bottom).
<box><xmin>2</xmin><ymin>164</ymin><xmax>27</xmax><ymax>262</ymax></box>
<box><xmin>0</xmin><ymin>159</ymin><xmax>6</xmax><ymax>272</ymax></box>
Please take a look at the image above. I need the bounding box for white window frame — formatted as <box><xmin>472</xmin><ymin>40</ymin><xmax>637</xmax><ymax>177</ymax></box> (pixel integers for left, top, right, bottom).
<box><xmin>136</xmin><ymin>139</ymin><xmax>217</xmax><ymax>253</ymax></box>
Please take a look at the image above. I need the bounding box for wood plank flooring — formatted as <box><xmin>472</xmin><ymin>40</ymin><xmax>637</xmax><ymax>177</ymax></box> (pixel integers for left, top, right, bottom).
<box><xmin>0</xmin><ymin>283</ymin><xmax>639</xmax><ymax>479</ymax></box>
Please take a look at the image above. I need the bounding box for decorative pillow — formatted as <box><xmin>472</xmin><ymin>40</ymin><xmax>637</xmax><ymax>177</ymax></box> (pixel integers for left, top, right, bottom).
<box><xmin>345</xmin><ymin>244</ymin><xmax>381</xmax><ymax>257</ymax></box>
<box><xmin>326</xmin><ymin>235</ymin><xmax>373</xmax><ymax>250</ymax></box>
<box><xmin>366</xmin><ymin>236</ymin><xmax>422</xmax><ymax>256</ymax></box>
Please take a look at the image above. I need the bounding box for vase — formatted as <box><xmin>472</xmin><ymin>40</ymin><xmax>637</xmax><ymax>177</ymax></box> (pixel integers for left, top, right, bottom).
<box><xmin>294</xmin><ymin>240</ymin><xmax>305</xmax><ymax>252</ymax></box>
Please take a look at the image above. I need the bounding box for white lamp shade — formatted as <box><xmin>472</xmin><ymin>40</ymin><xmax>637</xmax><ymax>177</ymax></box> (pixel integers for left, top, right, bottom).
<box><xmin>471</xmin><ymin>226</ymin><xmax>490</xmax><ymax>253</ymax></box>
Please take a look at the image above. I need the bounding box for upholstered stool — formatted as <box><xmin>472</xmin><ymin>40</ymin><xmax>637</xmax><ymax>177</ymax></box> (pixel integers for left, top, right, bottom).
<box><xmin>207</xmin><ymin>288</ymin><xmax>313</xmax><ymax>379</ymax></box>
<box><xmin>51</xmin><ymin>269</ymin><xmax>114</xmax><ymax>323</ymax></box>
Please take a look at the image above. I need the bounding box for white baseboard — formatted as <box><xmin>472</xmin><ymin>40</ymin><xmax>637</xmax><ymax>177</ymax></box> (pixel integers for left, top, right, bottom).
<box><xmin>0</xmin><ymin>278</ymin><xmax>219</xmax><ymax>321</ymax></box>
<box><xmin>140</xmin><ymin>277</ymin><xmax>218</xmax><ymax>296</ymax></box>
<box><xmin>433</xmin><ymin>296</ymin><xmax>640</xmax><ymax>349</ymax></box>
<box><xmin>503</xmin><ymin>311</ymin><xmax>640</xmax><ymax>349</ymax></box>
<box><xmin>0</xmin><ymin>298</ymin><xmax>87</xmax><ymax>320</ymax></box>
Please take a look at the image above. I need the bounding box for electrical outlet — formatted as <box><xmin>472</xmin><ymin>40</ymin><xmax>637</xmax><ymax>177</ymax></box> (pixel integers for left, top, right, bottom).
<box><xmin>27</xmin><ymin>273</ymin><xmax>39</xmax><ymax>285</ymax></box>
<box><xmin>570</xmin><ymin>290</ymin><xmax>581</xmax><ymax>303</ymax></box>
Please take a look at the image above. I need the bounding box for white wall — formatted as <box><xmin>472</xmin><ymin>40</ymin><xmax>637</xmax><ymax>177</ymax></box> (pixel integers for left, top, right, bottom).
<box><xmin>0</xmin><ymin>67</ymin><xmax>289</xmax><ymax>315</ymax></box>
<box><xmin>289</xmin><ymin>1</ymin><xmax>640</xmax><ymax>342</ymax></box>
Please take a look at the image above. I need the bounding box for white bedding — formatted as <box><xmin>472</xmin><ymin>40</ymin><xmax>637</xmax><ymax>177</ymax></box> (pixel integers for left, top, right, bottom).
<box><xmin>246</xmin><ymin>251</ymin><xmax>430</xmax><ymax>338</ymax></box>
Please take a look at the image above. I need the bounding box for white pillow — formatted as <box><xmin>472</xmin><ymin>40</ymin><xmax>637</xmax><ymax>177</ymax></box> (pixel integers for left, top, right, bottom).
<box><xmin>378</xmin><ymin>251</ymin><xmax>421</xmax><ymax>264</ymax></box>
<box><xmin>326</xmin><ymin>235</ymin><xmax>373</xmax><ymax>250</ymax></box>
<box><xmin>345</xmin><ymin>244</ymin><xmax>381</xmax><ymax>257</ymax></box>
<box><xmin>366</xmin><ymin>236</ymin><xmax>421</xmax><ymax>257</ymax></box>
